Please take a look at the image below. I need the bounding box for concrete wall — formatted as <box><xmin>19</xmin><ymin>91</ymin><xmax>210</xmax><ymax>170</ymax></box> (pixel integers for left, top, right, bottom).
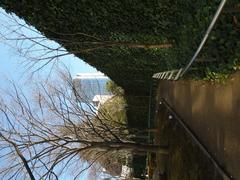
<box><xmin>157</xmin><ymin>73</ymin><xmax>240</xmax><ymax>179</ymax></box>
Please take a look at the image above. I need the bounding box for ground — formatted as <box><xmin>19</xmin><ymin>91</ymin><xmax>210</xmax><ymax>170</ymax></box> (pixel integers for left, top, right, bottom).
<box><xmin>147</xmin><ymin>101</ymin><xmax>224</xmax><ymax>180</ymax></box>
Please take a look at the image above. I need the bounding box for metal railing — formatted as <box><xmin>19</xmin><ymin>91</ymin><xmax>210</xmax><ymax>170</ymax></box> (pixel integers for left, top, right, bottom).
<box><xmin>180</xmin><ymin>0</ymin><xmax>228</xmax><ymax>77</ymax></box>
<box><xmin>153</xmin><ymin>0</ymin><xmax>228</xmax><ymax>80</ymax></box>
<box><xmin>151</xmin><ymin>1</ymin><xmax>232</xmax><ymax>178</ymax></box>
<box><xmin>152</xmin><ymin>68</ymin><xmax>182</xmax><ymax>80</ymax></box>
<box><xmin>159</xmin><ymin>98</ymin><xmax>233</xmax><ymax>180</ymax></box>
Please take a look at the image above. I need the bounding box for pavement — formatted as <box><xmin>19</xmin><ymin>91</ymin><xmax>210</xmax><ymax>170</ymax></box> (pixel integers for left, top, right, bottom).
<box><xmin>156</xmin><ymin>72</ymin><xmax>240</xmax><ymax>179</ymax></box>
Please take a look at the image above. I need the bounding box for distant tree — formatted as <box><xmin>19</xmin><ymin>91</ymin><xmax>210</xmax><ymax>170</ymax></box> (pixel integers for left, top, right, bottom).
<box><xmin>106</xmin><ymin>80</ymin><xmax>124</xmax><ymax>97</ymax></box>
<box><xmin>0</xmin><ymin>71</ymin><xmax>168</xmax><ymax>179</ymax></box>
<box><xmin>84</xmin><ymin>149</ymin><xmax>123</xmax><ymax>178</ymax></box>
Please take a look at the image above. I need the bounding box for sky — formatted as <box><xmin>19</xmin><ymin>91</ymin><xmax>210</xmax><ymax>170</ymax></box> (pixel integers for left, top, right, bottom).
<box><xmin>0</xmin><ymin>8</ymin><xmax>102</xmax><ymax>180</ymax></box>
<box><xmin>0</xmin><ymin>8</ymin><xmax>98</xmax><ymax>89</ymax></box>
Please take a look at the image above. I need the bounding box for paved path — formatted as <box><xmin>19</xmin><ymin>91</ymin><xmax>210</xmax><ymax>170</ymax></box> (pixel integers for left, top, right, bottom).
<box><xmin>156</xmin><ymin>72</ymin><xmax>240</xmax><ymax>179</ymax></box>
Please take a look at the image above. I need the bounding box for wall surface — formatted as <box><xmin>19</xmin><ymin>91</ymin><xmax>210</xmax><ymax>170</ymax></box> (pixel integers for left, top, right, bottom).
<box><xmin>157</xmin><ymin>73</ymin><xmax>240</xmax><ymax>179</ymax></box>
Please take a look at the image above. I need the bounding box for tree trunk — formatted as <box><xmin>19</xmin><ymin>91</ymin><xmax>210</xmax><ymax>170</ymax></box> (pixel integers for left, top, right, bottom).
<box><xmin>82</xmin><ymin>41</ymin><xmax>172</xmax><ymax>50</ymax></box>
<box><xmin>123</xmin><ymin>43</ymin><xmax>172</xmax><ymax>49</ymax></box>
<box><xmin>118</xmin><ymin>142</ymin><xmax>169</xmax><ymax>154</ymax></box>
<box><xmin>106</xmin><ymin>42</ymin><xmax>172</xmax><ymax>49</ymax></box>
<box><xmin>95</xmin><ymin>142</ymin><xmax>169</xmax><ymax>154</ymax></box>
<box><xmin>139</xmin><ymin>128</ymin><xmax>159</xmax><ymax>133</ymax></box>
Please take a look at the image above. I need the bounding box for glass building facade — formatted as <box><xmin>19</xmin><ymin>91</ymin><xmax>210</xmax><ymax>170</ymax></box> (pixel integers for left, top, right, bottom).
<box><xmin>73</xmin><ymin>72</ymin><xmax>111</xmax><ymax>101</ymax></box>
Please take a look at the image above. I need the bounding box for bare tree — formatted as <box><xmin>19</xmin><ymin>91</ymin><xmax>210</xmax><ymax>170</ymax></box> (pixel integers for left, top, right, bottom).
<box><xmin>0</xmin><ymin>71</ymin><xmax>167</xmax><ymax>179</ymax></box>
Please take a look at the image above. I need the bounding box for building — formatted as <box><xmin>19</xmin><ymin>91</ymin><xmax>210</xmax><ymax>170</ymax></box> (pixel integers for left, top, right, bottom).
<box><xmin>92</xmin><ymin>94</ymin><xmax>113</xmax><ymax>110</ymax></box>
<box><xmin>73</xmin><ymin>72</ymin><xmax>112</xmax><ymax>103</ymax></box>
<box><xmin>120</xmin><ymin>165</ymin><xmax>133</xmax><ymax>179</ymax></box>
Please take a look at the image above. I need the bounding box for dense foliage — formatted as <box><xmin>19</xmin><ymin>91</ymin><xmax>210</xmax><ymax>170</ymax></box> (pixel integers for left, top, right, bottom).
<box><xmin>106</xmin><ymin>80</ymin><xmax>124</xmax><ymax>97</ymax></box>
<box><xmin>169</xmin><ymin>0</ymin><xmax>240</xmax><ymax>80</ymax></box>
<box><xmin>1</xmin><ymin>0</ymin><xmax>239</xmax><ymax>88</ymax></box>
<box><xmin>99</xmin><ymin>96</ymin><xmax>127</xmax><ymax>125</ymax></box>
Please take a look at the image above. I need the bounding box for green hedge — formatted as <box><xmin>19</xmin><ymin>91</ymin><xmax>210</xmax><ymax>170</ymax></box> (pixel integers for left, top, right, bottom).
<box><xmin>1</xmin><ymin>0</ymin><xmax>239</xmax><ymax>124</ymax></box>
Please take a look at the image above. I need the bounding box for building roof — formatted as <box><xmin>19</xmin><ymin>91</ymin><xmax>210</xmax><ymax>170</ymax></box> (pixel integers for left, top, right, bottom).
<box><xmin>74</xmin><ymin>72</ymin><xmax>108</xmax><ymax>79</ymax></box>
<box><xmin>92</xmin><ymin>95</ymin><xmax>113</xmax><ymax>104</ymax></box>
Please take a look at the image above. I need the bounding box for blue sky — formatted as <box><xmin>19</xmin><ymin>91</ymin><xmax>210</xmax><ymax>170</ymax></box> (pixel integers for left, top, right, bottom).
<box><xmin>0</xmin><ymin>8</ymin><xmax>98</xmax><ymax>88</ymax></box>
<box><xmin>0</xmin><ymin>8</ymin><xmax>101</xmax><ymax>180</ymax></box>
